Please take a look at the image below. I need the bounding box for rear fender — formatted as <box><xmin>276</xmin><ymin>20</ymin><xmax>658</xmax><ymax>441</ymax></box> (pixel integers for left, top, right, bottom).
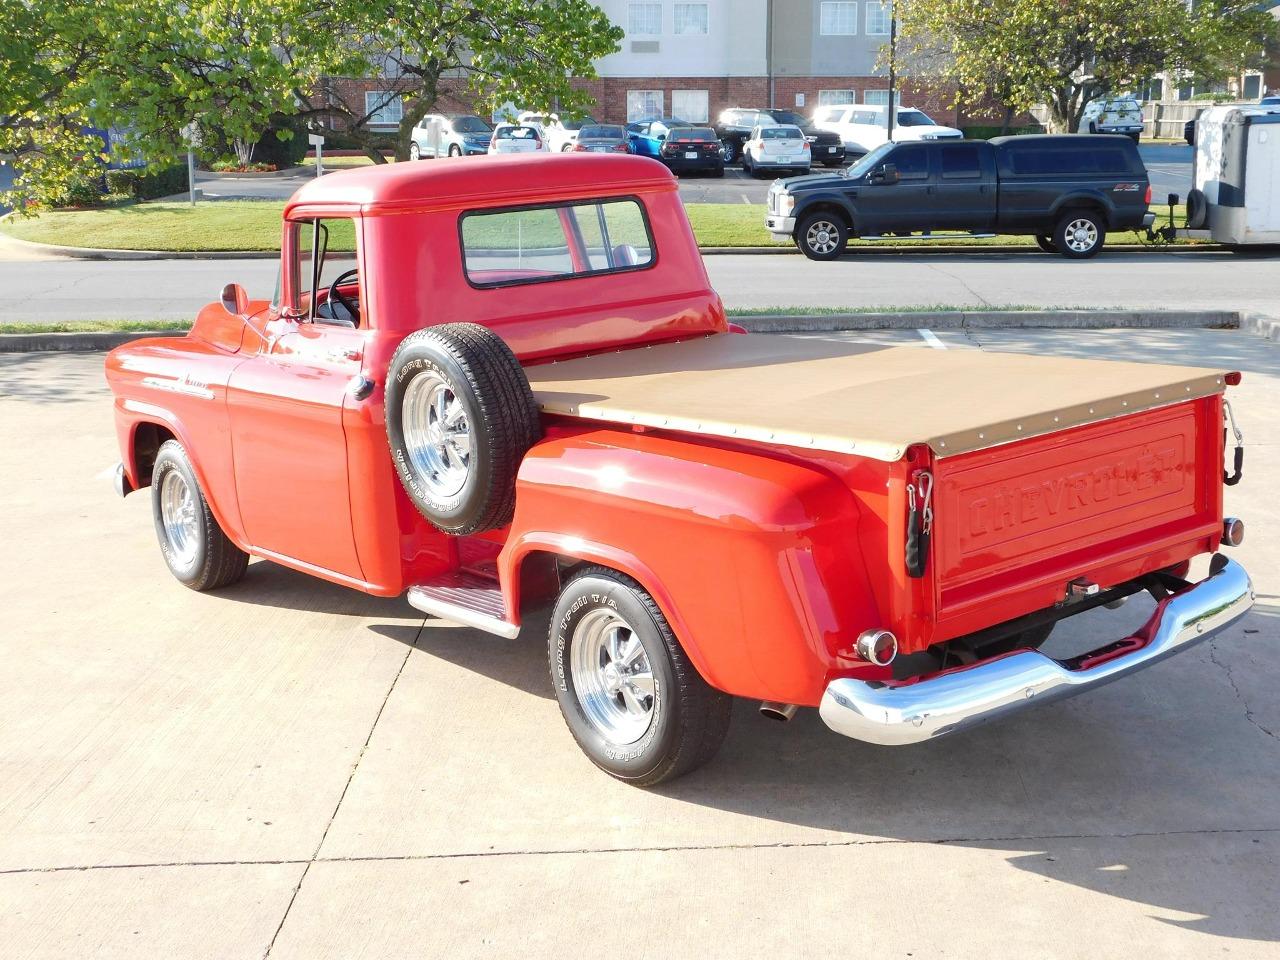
<box><xmin>500</xmin><ymin>426</ymin><xmax>883</xmax><ymax>706</ymax></box>
<box><xmin>1049</xmin><ymin>190</ymin><xmax>1118</xmax><ymax>224</ymax></box>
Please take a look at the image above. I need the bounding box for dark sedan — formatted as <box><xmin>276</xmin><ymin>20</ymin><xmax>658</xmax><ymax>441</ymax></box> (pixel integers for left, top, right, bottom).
<box><xmin>572</xmin><ymin>124</ymin><xmax>630</xmax><ymax>154</ymax></box>
<box><xmin>658</xmin><ymin>127</ymin><xmax>724</xmax><ymax>176</ymax></box>
<box><xmin>759</xmin><ymin>109</ymin><xmax>846</xmax><ymax>166</ymax></box>
<box><xmin>713</xmin><ymin>107</ymin><xmax>767</xmax><ymax>164</ymax></box>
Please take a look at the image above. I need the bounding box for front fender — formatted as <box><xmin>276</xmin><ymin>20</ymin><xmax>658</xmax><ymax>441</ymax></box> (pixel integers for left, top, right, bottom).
<box><xmin>501</xmin><ymin>426</ymin><xmax>884</xmax><ymax>706</ymax></box>
<box><xmin>793</xmin><ymin>192</ymin><xmax>858</xmax><ymax>231</ymax></box>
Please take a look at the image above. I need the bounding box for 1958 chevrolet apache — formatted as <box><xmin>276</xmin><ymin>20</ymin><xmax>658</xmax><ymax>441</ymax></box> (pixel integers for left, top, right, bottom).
<box><xmin>106</xmin><ymin>153</ymin><xmax>1254</xmax><ymax>785</ymax></box>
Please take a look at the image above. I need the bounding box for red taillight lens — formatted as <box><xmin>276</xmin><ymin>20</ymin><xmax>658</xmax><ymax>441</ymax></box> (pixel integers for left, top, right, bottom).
<box><xmin>802</xmin><ymin>141</ymin><xmax>811</xmax><ymax>150</ymax></box>
<box><xmin>573</xmin><ymin>143</ymin><xmax>587</xmax><ymax>151</ymax></box>
<box><xmin>614</xmin><ymin>144</ymin><xmax>628</xmax><ymax>152</ymax></box>
<box><xmin>1144</xmin><ymin>184</ymin><xmax>1152</xmax><ymax>204</ymax></box>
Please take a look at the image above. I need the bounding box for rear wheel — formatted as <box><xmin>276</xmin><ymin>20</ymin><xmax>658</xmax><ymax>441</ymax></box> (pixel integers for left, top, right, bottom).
<box><xmin>1035</xmin><ymin>234</ymin><xmax>1058</xmax><ymax>253</ymax></box>
<box><xmin>448</xmin><ymin>144</ymin><xmax>462</xmax><ymax>157</ymax></box>
<box><xmin>720</xmin><ymin>139</ymin><xmax>737</xmax><ymax>164</ymax></box>
<box><xmin>151</xmin><ymin>441</ymin><xmax>248</xmax><ymax>591</ymax></box>
<box><xmin>549</xmin><ymin>567</ymin><xmax>732</xmax><ymax>786</ymax></box>
<box><xmin>796</xmin><ymin>211</ymin><xmax>848</xmax><ymax>260</ymax></box>
<box><xmin>409</xmin><ymin>142</ymin><xmax>420</xmax><ymax>160</ymax></box>
<box><xmin>1053</xmin><ymin>210</ymin><xmax>1106</xmax><ymax>258</ymax></box>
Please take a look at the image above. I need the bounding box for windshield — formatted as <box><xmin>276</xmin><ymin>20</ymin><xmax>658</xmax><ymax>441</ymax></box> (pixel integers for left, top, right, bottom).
<box><xmin>761</xmin><ymin>127</ymin><xmax>801</xmax><ymax>139</ymax></box>
<box><xmin>844</xmin><ymin>142</ymin><xmax>896</xmax><ymax>178</ymax></box>
<box><xmin>896</xmin><ymin>110</ymin><xmax>936</xmax><ymax>127</ymax></box>
<box><xmin>673</xmin><ymin>127</ymin><xmax>717</xmax><ymax>141</ymax></box>
<box><xmin>453</xmin><ymin>116</ymin><xmax>492</xmax><ymax>134</ymax></box>
<box><xmin>562</xmin><ymin>116</ymin><xmax>596</xmax><ymax>130</ymax></box>
<box><xmin>768</xmin><ymin>111</ymin><xmax>808</xmax><ymax>127</ymax></box>
<box><xmin>580</xmin><ymin>124</ymin><xmax>624</xmax><ymax>139</ymax></box>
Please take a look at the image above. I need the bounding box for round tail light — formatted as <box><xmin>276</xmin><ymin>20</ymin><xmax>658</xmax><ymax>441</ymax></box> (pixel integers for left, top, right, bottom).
<box><xmin>855</xmin><ymin>629</ymin><xmax>898</xmax><ymax>666</ymax></box>
<box><xmin>1222</xmin><ymin>516</ymin><xmax>1245</xmax><ymax>547</ymax></box>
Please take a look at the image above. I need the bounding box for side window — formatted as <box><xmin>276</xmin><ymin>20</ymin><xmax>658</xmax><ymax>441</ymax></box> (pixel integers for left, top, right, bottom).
<box><xmin>889</xmin><ymin>145</ymin><xmax>930</xmax><ymax>180</ymax></box>
<box><xmin>291</xmin><ymin>218</ymin><xmax>357</xmax><ymax>318</ymax></box>
<box><xmin>940</xmin><ymin>144</ymin><xmax>982</xmax><ymax>179</ymax></box>
<box><xmin>461</xmin><ymin>199</ymin><xmax>655</xmax><ymax>288</ymax></box>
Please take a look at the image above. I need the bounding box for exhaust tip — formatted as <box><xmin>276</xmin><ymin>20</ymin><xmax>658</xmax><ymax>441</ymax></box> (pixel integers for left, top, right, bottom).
<box><xmin>1222</xmin><ymin>517</ymin><xmax>1245</xmax><ymax>547</ymax></box>
<box><xmin>759</xmin><ymin>701</ymin><xmax>798</xmax><ymax>722</ymax></box>
<box><xmin>855</xmin><ymin>629</ymin><xmax>898</xmax><ymax>667</ymax></box>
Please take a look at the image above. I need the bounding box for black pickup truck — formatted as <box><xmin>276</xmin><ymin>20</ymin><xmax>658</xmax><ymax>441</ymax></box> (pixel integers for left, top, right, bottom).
<box><xmin>766</xmin><ymin>134</ymin><xmax>1155</xmax><ymax>260</ymax></box>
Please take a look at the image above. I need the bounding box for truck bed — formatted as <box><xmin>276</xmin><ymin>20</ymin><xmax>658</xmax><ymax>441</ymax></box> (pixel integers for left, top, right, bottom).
<box><xmin>525</xmin><ymin>334</ymin><xmax>1229</xmax><ymax>462</ymax></box>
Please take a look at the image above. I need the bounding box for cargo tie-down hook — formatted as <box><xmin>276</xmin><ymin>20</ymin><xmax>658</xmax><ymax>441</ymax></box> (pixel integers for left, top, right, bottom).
<box><xmin>1223</xmin><ymin>399</ymin><xmax>1244</xmax><ymax>486</ymax></box>
<box><xmin>906</xmin><ymin>471</ymin><xmax>934</xmax><ymax>578</ymax></box>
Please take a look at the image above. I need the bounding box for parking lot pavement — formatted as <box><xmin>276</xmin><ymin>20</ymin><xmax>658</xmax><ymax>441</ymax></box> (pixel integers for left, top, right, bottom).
<box><xmin>2</xmin><ymin>326</ymin><xmax>1277</xmax><ymax>959</ymax></box>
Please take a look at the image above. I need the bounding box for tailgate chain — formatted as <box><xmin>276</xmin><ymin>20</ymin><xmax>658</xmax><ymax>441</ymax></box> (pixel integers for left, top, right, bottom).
<box><xmin>1223</xmin><ymin>399</ymin><xmax>1244</xmax><ymax>486</ymax></box>
<box><xmin>906</xmin><ymin>471</ymin><xmax>934</xmax><ymax>578</ymax></box>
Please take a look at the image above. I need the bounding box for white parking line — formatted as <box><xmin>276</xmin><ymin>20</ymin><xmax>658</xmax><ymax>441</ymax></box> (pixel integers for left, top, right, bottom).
<box><xmin>741</xmin><ymin>193</ymin><xmax>752</xmax><ymax>204</ymax></box>
<box><xmin>917</xmin><ymin>328</ymin><xmax>947</xmax><ymax>349</ymax></box>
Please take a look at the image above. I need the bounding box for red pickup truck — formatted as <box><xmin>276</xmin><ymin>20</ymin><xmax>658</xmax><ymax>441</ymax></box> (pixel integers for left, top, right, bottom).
<box><xmin>106</xmin><ymin>154</ymin><xmax>1253</xmax><ymax>786</ymax></box>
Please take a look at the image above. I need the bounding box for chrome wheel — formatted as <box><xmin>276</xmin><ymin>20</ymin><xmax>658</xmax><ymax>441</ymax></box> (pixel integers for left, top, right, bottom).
<box><xmin>402</xmin><ymin>371</ymin><xmax>472</xmax><ymax>499</ymax></box>
<box><xmin>1064</xmin><ymin>218</ymin><xmax>1099</xmax><ymax>253</ymax></box>
<box><xmin>805</xmin><ymin>219</ymin><xmax>840</xmax><ymax>256</ymax></box>
<box><xmin>159</xmin><ymin>469</ymin><xmax>199</xmax><ymax>568</ymax></box>
<box><xmin>409</xmin><ymin>142</ymin><xmax>420</xmax><ymax>160</ymax></box>
<box><xmin>720</xmin><ymin>139</ymin><xmax>735</xmax><ymax>163</ymax></box>
<box><xmin>569</xmin><ymin>608</ymin><xmax>656</xmax><ymax>745</ymax></box>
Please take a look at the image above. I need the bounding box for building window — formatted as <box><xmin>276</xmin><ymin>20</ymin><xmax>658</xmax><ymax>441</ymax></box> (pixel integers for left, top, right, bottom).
<box><xmin>673</xmin><ymin>3</ymin><xmax>709</xmax><ymax>34</ymax></box>
<box><xmin>820</xmin><ymin>2</ymin><xmax>858</xmax><ymax>35</ymax></box>
<box><xmin>627</xmin><ymin>89</ymin><xmax>664</xmax><ymax>122</ymax></box>
<box><xmin>863</xmin><ymin>89</ymin><xmax>900</xmax><ymax>106</ymax></box>
<box><xmin>865</xmin><ymin>1</ymin><xmax>890</xmax><ymax>35</ymax></box>
<box><xmin>1140</xmin><ymin>79</ymin><xmax>1164</xmax><ymax>102</ymax></box>
<box><xmin>818</xmin><ymin>89</ymin><xmax>856</xmax><ymax>106</ymax></box>
<box><xmin>365</xmin><ymin>91</ymin><xmax>403</xmax><ymax>126</ymax></box>
<box><xmin>628</xmin><ymin>2</ymin><xmax>662</xmax><ymax>35</ymax></box>
<box><xmin>1244</xmin><ymin>74</ymin><xmax>1262</xmax><ymax>99</ymax></box>
<box><xmin>672</xmin><ymin>89</ymin><xmax>710</xmax><ymax>123</ymax></box>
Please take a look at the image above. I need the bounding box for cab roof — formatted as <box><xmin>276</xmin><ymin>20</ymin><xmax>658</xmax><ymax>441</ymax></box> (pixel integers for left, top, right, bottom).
<box><xmin>284</xmin><ymin>153</ymin><xmax>675</xmax><ymax>216</ymax></box>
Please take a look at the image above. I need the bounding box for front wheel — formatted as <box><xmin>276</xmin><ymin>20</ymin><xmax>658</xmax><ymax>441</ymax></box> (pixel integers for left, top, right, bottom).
<box><xmin>719</xmin><ymin>139</ymin><xmax>737</xmax><ymax>164</ymax></box>
<box><xmin>549</xmin><ymin>567</ymin><xmax>732</xmax><ymax>786</ymax></box>
<box><xmin>1035</xmin><ymin>234</ymin><xmax>1058</xmax><ymax>254</ymax></box>
<box><xmin>1054</xmin><ymin>210</ymin><xmax>1106</xmax><ymax>258</ymax></box>
<box><xmin>448</xmin><ymin>144</ymin><xmax>462</xmax><ymax>157</ymax></box>
<box><xmin>151</xmin><ymin>440</ymin><xmax>248</xmax><ymax>591</ymax></box>
<box><xmin>409</xmin><ymin>142</ymin><xmax>420</xmax><ymax>161</ymax></box>
<box><xmin>795</xmin><ymin>211</ymin><xmax>848</xmax><ymax>260</ymax></box>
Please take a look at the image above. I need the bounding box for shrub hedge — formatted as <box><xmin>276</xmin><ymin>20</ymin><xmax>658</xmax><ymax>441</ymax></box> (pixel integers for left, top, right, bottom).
<box><xmin>104</xmin><ymin>165</ymin><xmax>189</xmax><ymax>200</ymax></box>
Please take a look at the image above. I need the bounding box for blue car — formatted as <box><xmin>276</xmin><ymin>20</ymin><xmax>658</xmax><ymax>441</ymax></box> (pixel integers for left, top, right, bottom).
<box><xmin>625</xmin><ymin>118</ymin><xmax>691</xmax><ymax>159</ymax></box>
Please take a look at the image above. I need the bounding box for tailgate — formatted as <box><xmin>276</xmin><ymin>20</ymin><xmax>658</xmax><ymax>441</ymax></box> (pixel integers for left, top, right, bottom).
<box><xmin>931</xmin><ymin>397</ymin><xmax>1223</xmax><ymax>634</ymax></box>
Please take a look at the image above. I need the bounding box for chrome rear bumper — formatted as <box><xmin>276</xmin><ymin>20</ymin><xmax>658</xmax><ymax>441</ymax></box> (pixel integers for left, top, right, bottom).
<box><xmin>819</xmin><ymin>557</ymin><xmax>1254</xmax><ymax>746</ymax></box>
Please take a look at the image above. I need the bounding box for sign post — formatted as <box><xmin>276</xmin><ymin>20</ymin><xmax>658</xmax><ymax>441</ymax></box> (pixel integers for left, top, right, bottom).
<box><xmin>308</xmin><ymin>133</ymin><xmax>325</xmax><ymax>178</ymax></box>
<box><xmin>180</xmin><ymin>122</ymin><xmax>199</xmax><ymax>207</ymax></box>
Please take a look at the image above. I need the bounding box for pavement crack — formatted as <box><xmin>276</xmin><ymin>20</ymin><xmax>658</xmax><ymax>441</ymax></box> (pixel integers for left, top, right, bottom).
<box><xmin>1209</xmin><ymin>638</ymin><xmax>1280</xmax><ymax>743</ymax></box>
<box><xmin>926</xmin><ymin>263</ymin><xmax>992</xmax><ymax>308</ymax></box>
<box><xmin>260</xmin><ymin>619</ymin><xmax>424</xmax><ymax>959</ymax></box>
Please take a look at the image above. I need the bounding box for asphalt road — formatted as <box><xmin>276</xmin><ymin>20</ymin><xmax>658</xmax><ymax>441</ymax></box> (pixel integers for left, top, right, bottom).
<box><xmin>1</xmin><ymin>247</ymin><xmax>1276</xmax><ymax>324</ymax></box>
<box><xmin>2</xmin><ymin>327</ymin><xmax>1277</xmax><ymax>958</ymax></box>
<box><xmin>190</xmin><ymin>142</ymin><xmax>1194</xmax><ymax>206</ymax></box>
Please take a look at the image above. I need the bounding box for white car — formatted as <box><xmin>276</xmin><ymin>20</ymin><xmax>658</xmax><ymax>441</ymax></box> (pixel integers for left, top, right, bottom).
<box><xmin>810</xmin><ymin>104</ymin><xmax>963</xmax><ymax>155</ymax></box>
<box><xmin>1081</xmin><ymin>96</ymin><xmax>1144</xmax><ymax>141</ymax></box>
<box><xmin>515</xmin><ymin>112</ymin><xmax>599</xmax><ymax>153</ymax></box>
<box><xmin>742</xmin><ymin>124</ymin><xmax>811</xmax><ymax>177</ymax></box>
<box><xmin>489</xmin><ymin>124</ymin><xmax>545</xmax><ymax>154</ymax></box>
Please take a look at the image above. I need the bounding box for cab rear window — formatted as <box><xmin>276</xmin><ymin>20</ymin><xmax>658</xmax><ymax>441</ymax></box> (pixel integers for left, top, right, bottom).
<box><xmin>461</xmin><ymin>198</ymin><xmax>655</xmax><ymax>289</ymax></box>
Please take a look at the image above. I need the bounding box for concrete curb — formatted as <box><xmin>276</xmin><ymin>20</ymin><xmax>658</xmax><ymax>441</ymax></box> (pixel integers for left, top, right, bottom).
<box><xmin>1</xmin><ymin>310</ymin><xmax>1244</xmax><ymax>352</ymax></box>
<box><xmin>0</xmin><ymin>330</ymin><xmax>188</xmax><ymax>352</ymax></box>
<box><xmin>733</xmin><ymin>310</ymin><xmax>1240</xmax><ymax>333</ymax></box>
<box><xmin>200</xmin><ymin>166</ymin><xmax>307</xmax><ymax>179</ymax></box>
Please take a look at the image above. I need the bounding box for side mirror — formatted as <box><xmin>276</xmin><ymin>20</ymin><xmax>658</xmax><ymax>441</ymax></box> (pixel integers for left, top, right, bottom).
<box><xmin>656</xmin><ymin>132</ymin><xmax>667</xmax><ymax>141</ymax></box>
<box><xmin>220</xmin><ymin>282</ymin><xmax>249</xmax><ymax>315</ymax></box>
<box><xmin>871</xmin><ymin>163</ymin><xmax>900</xmax><ymax>185</ymax></box>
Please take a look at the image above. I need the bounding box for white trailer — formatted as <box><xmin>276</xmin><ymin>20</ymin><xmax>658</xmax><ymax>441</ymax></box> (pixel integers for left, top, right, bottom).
<box><xmin>1186</xmin><ymin>104</ymin><xmax>1280</xmax><ymax>245</ymax></box>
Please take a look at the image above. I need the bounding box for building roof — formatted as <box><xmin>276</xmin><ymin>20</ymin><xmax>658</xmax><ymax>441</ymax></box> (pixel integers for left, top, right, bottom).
<box><xmin>284</xmin><ymin>153</ymin><xmax>675</xmax><ymax>215</ymax></box>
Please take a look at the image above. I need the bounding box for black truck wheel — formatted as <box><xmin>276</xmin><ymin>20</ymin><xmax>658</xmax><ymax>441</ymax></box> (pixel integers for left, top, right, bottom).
<box><xmin>549</xmin><ymin>566</ymin><xmax>732</xmax><ymax>786</ymax></box>
<box><xmin>1035</xmin><ymin>234</ymin><xmax>1058</xmax><ymax>253</ymax></box>
<box><xmin>1053</xmin><ymin>210</ymin><xmax>1106</xmax><ymax>259</ymax></box>
<box><xmin>385</xmin><ymin>323</ymin><xmax>541</xmax><ymax>535</ymax></box>
<box><xmin>796</xmin><ymin>211</ymin><xmax>848</xmax><ymax>260</ymax></box>
<box><xmin>151</xmin><ymin>440</ymin><xmax>248</xmax><ymax>591</ymax></box>
<box><xmin>1186</xmin><ymin>189</ymin><xmax>1209</xmax><ymax>229</ymax></box>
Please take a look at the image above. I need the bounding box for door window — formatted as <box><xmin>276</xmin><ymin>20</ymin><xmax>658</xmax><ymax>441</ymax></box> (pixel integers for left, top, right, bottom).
<box><xmin>291</xmin><ymin>218</ymin><xmax>359</xmax><ymax>323</ymax></box>
<box><xmin>940</xmin><ymin>144</ymin><xmax>982</xmax><ymax>179</ymax></box>
<box><xmin>888</xmin><ymin>145</ymin><xmax>930</xmax><ymax>179</ymax></box>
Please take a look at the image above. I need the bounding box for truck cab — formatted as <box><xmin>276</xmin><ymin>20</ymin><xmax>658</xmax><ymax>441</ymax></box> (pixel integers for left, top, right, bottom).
<box><xmin>107</xmin><ymin>153</ymin><xmax>1251</xmax><ymax>786</ymax></box>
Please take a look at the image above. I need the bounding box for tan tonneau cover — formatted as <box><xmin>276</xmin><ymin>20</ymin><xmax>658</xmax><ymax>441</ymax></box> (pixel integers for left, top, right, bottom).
<box><xmin>526</xmin><ymin>334</ymin><xmax>1228</xmax><ymax>461</ymax></box>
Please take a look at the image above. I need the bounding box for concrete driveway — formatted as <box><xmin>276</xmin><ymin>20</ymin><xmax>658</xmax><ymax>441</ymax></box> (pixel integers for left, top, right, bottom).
<box><xmin>1</xmin><ymin>327</ymin><xmax>1277</xmax><ymax>958</ymax></box>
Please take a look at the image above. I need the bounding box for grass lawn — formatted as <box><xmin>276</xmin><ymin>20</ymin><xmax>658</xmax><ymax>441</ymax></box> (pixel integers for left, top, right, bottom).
<box><xmin>1</xmin><ymin>199</ymin><xmax>1189</xmax><ymax>252</ymax></box>
<box><xmin>301</xmin><ymin>155</ymin><xmax>393</xmax><ymax>168</ymax></box>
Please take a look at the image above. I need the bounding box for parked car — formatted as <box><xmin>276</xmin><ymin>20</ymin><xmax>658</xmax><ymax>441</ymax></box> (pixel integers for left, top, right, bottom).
<box><xmin>1081</xmin><ymin>96</ymin><xmax>1145</xmax><ymax>141</ymax></box>
<box><xmin>515</xmin><ymin>112</ymin><xmax>600</xmax><ymax>153</ymax></box>
<box><xmin>571</xmin><ymin>124</ymin><xmax>630</xmax><ymax>154</ymax></box>
<box><xmin>409</xmin><ymin>114</ymin><xmax>493</xmax><ymax>159</ymax></box>
<box><xmin>1185</xmin><ymin>113</ymin><xmax>1198</xmax><ymax>146</ymax></box>
<box><xmin>767</xmin><ymin>135</ymin><xmax>1154</xmax><ymax>260</ymax></box>
<box><xmin>811</xmin><ymin>104</ymin><xmax>964</xmax><ymax>155</ymax></box>
<box><xmin>656</xmin><ymin>126</ymin><xmax>724</xmax><ymax>176</ymax></box>
<box><xmin>712</xmin><ymin>107</ymin><xmax>772</xmax><ymax>164</ymax></box>
<box><xmin>625</xmin><ymin>118</ymin><xmax>692</xmax><ymax>159</ymax></box>
<box><xmin>489</xmin><ymin>124</ymin><xmax>544</xmax><ymax>154</ymax></box>
<box><xmin>759</xmin><ymin>108</ymin><xmax>846</xmax><ymax>166</ymax></box>
<box><xmin>742</xmin><ymin>124</ymin><xmax>811</xmax><ymax>177</ymax></box>
<box><xmin>1260</xmin><ymin>94</ymin><xmax>1280</xmax><ymax>106</ymax></box>
<box><xmin>104</xmin><ymin>152</ymin><xmax>1253</xmax><ymax>785</ymax></box>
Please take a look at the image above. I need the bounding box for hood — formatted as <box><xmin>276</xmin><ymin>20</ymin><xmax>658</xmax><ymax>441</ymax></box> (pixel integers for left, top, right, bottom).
<box><xmin>895</xmin><ymin>125</ymin><xmax>964</xmax><ymax>142</ymax></box>
<box><xmin>775</xmin><ymin>170</ymin><xmax>848</xmax><ymax>192</ymax></box>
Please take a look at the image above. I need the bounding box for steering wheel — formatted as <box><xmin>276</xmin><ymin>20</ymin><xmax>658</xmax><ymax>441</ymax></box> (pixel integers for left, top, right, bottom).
<box><xmin>326</xmin><ymin>268</ymin><xmax>361</xmax><ymax>325</ymax></box>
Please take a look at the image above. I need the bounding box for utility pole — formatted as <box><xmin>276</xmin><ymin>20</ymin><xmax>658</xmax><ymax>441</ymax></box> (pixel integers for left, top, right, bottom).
<box><xmin>886</xmin><ymin>0</ymin><xmax>897</xmax><ymax>142</ymax></box>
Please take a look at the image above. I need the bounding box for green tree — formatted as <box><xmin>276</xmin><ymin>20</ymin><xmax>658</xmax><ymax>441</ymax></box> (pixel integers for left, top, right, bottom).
<box><xmin>299</xmin><ymin>0</ymin><xmax>623</xmax><ymax>162</ymax></box>
<box><xmin>896</xmin><ymin>0</ymin><xmax>1278</xmax><ymax>132</ymax></box>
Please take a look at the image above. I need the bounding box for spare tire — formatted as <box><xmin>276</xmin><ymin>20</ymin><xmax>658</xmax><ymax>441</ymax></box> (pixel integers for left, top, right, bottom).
<box><xmin>385</xmin><ymin>323</ymin><xmax>541</xmax><ymax>535</ymax></box>
<box><xmin>1186</xmin><ymin>188</ymin><xmax>1209</xmax><ymax>230</ymax></box>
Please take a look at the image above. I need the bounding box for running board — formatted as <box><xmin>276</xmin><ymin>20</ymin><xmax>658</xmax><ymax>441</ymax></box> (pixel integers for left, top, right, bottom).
<box><xmin>407</xmin><ymin>572</ymin><xmax>519</xmax><ymax>638</ymax></box>
<box><xmin>860</xmin><ymin>232</ymin><xmax>997</xmax><ymax>241</ymax></box>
